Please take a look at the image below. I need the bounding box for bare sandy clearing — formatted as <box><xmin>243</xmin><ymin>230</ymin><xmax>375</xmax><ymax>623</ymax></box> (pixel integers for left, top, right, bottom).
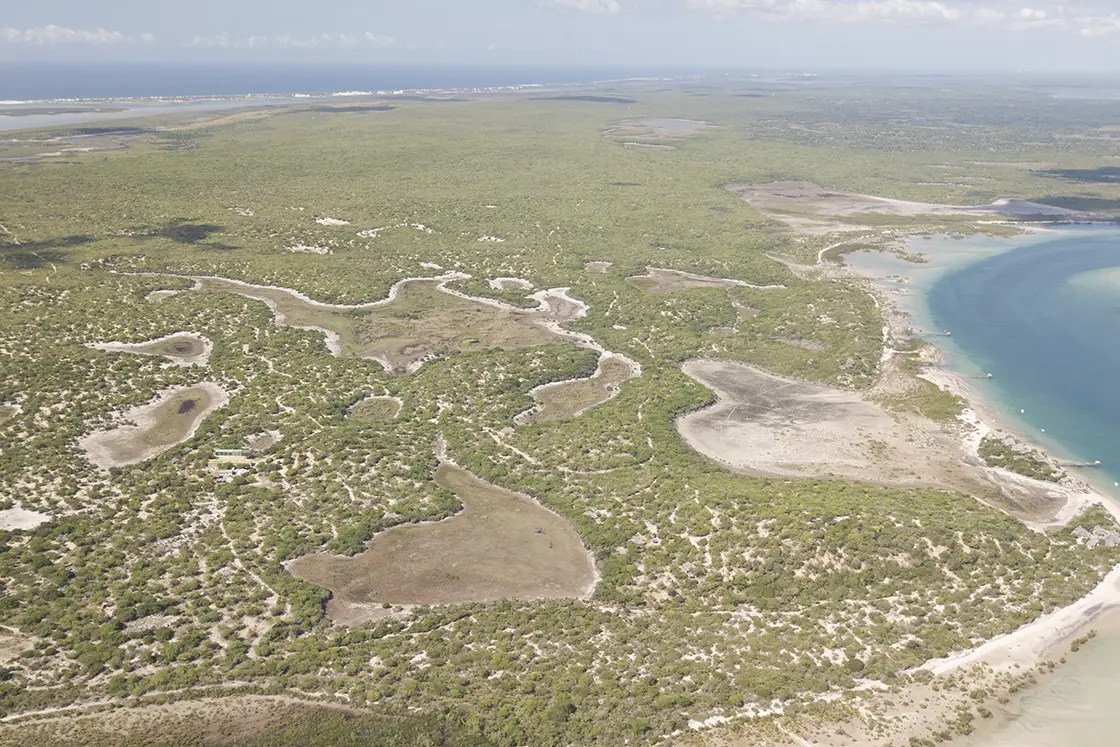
<box><xmin>0</xmin><ymin>507</ymin><xmax>50</xmax><ymax>531</ymax></box>
<box><xmin>287</xmin><ymin>244</ymin><xmax>331</xmax><ymax>254</ymax></box>
<box><xmin>677</xmin><ymin>360</ymin><xmax>1079</xmax><ymax>521</ymax></box>
<box><xmin>488</xmin><ymin>276</ymin><xmax>533</xmax><ymax>291</ymax></box>
<box><xmin>288</xmin><ymin>463</ymin><xmax>596</xmax><ymax>623</ymax></box>
<box><xmin>517</xmin><ymin>355</ymin><xmax>636</xmax><ymax>425</ymax></box>
<box><xmin>247</xmin><ymin>430</ymin><xmax>283</xmax><ymax>453</ymax></box>
<box><xmin>314</xmin><ymin>216</ymin><xmax>350</xmax><ymax>226</ymax></box>
<box><xmin>629</xmin><ymin>267</ymin><xmax>784</xmax><ymax>294</ymax></box>
<box><xmin>585</xmin><ymin>261</ymin><xmax>613</xmax><ymax>273</ymax></box>
<box><xmin>144</xmin><ymin>289</ymin><xmax>181</xmax><ymax>302</ymax></box>
<box><xmin>0</xmin><ymin>632</ymin><xmax>31</xmax><ymax>664</ymax></box>
<box><xmin>79</xmin><ymin>382</ymin><xmax>230</xmax><ymax>469</ymax></box>
<box><xmin>728</xmin><ymin>181</ymin><xmax>1086</xmax><ymax>235</ymax></box>
<box><xmin>86</xmin><ymin>332</ymin><xmax>212</xmax><ymax>367</ymax></box>
<box><xmin>678</xmin><ymin>360</ymin><xmax>942</xmax><ymax>485</ymax></box>
<box><xmin>607</xmin><ymin>117</ymin><xmax>715</xmax><ymax>139</ymax></box>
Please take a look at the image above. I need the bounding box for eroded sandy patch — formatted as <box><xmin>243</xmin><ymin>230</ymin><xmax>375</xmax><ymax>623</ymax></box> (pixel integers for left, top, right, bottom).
<box><xmin>488</xmin><ymin>277</ymin><xmax>533</xmax><ymax>291</ymax></box>
<box><xmin>288</xmin><ymin>463</ymin><xmax>596</xmax><ymax>623</ymax></box>
<box><xmin>584</xmin><ymin>261</ymin><xmax>613</xmax><ymax>274</ymax></box>
<box><xmin>0</xmin><ymin>507</ymin><xmax>50</xmax><ymax>530</ymax></box>
<box><xmin>607</xmin><ymin>118</ymin><xmax>714</xmax><ymax>139</ymax></box>
<box><xmin>678</xmin><ymin>359</ymin><xmax>1084</xmax><ymax>521</ymax></box>
<box><xmin>86</xmin><ymin>332</ymin><xmax>213</xmax><ymax>367</ymax></box>
<box><xmin>628</xmin><ymin>267</ymin><xmax>782</xmax><ymax>294</ymax></box>
<box><xmin>79</xmin><ymin>383</ymin><xmax>230</xmax><ymax>469</ymax></box>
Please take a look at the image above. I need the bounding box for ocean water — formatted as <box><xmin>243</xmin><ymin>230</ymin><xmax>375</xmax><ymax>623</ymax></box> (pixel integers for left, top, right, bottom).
<box><xmin>0</xmin><ymin>62</ymin><xmax>666</xmax><ymax>102</ymax></box>
<box><xmin>0</xmin><ymin>62</ymin><xmax>669</xmax><ymax>132</ymax></box>
<box><xmin>927</xmin><ymin>228</ymin><xmax>1120</xmax><ymax>486</ymax></box>
<box><xmin>848</xmin><ymin>228</ymin><xmax>1120</xmax><ymax>482</ymax></box>
<box><xmin>849</xmin><ymin>227</ymin><xmax>1120</xmax><ymax>747</ymax></box>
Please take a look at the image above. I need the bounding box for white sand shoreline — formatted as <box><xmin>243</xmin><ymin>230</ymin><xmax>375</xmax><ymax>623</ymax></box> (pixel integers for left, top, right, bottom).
<box><xmin>845</xmin><ymin>230</ymin><xmax>1120</xmax><ymax>678</ymax></box>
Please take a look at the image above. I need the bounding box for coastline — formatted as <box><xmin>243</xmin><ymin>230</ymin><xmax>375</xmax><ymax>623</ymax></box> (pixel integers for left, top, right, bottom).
<box><xmin>833</xmin><ymin>225</ymin><xmax>1120</xmax><ymax>747</ymax></box>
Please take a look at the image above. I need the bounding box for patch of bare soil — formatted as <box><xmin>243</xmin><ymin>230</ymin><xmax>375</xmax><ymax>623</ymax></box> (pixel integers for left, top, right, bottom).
<box><xmin>628</xmin><ymin>268</ymin><xmax>784</xmax><ymax>294</ymax></box>
<box><xmin>606</xmin><ymin>117</ymin><xmax>715</xmax><ymax>139</ymax></box>
<box><xmin>0</xmin><ymin>631</ymin><xmax>32</xmax><ymax>663</ymax></box>
<box><xmin>518</xmin><ymin>355</ymin><xmax>635</xmax><ymax>425</ymax></box>
<box><xmin>288</xmin><ymin>463</ymin><xmax>596</xmax><ymax>624</ymax></box>
<box><xmin>0</xmin><ymin>695</ymin><xmax>357</xmax><ymax>747</ymax></box>
<box><xmin>247</xmin><ymin>430</ymin><xmax>282</xmax><ymax>453</ymax></box>
<box><xmin>0</xmin><ymin>507</ymin><xmax>50</xmax><ymax>531</ymax></box>
<box><xmin>488</xmin><ymin>277</ymin><xmax>533</xmax><ymax>291</ymax></box>
<box><xmin>87</xmin><ymin>332</ymin><xmax>213</xmax><ymax>367</ymax></box>
<box><xmin>629</xmin><ymin>268</ymin><xmax>739</xmax><ymax>294</ymax></box>
<box><xmin>584</xmin><ymin>261</ymin><xmax>613</xmax><ymax>274</ymax></box>
<box><xmin>623</xmin><ymin>142</ymin><xmax>676</xmax><ymax>151</ymax></box>
<box><xmin>347</xmin><ymin>396</ymin><xmax>402</xmax><ymax>422</ymax></box>
<box><xmin>79</xmin><ymin>383</ymin><xmax>230</xmax><ymax>469</ymax></box>
<box><xmin>677</xmin><ymin>360</ymin><xmax>1071</xmax><ymax>521</ymax></box>
<box><xmin>728</xmin><ymin>180</ymin><xmax>1087</xmax><ymax>235</ymax></box>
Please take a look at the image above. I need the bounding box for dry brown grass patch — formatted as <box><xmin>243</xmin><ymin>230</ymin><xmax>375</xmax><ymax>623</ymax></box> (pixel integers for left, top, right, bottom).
<box><xmin>288</xmin><ymin>464</ymin><xmax>596</xmax><ymax>623</ymax></box>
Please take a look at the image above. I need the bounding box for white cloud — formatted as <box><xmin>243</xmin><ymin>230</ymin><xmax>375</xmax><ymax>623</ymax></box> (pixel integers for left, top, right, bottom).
<box><xmin>538</xmin><ymin>0</ymin><xmax>624</xmax><ymax>14</ymax></box>
<box><xmin>687</xmin><ymin>0</ymin><xmax>1120</xmax><ymax>34</ymax></box>
<box><xmin>189</xmin><ymin>32</ymin><xmax>397</xmax><ymax>49</ymax></box>
<box><xmin>0</xmin><ymin>25</ymin><xmax>153</xmax><ymax>45</ymax></box>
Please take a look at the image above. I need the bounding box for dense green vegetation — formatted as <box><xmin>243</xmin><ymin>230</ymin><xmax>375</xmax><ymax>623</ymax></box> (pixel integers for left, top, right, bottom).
<box><xmin>2</xmin><ymin>76</ymin><xmax>1120</xmax><ymax>744</ymax></box>
<box><xmin>979</xmin><ymin>434</ymin><xmax>1064</xmax><ymax>482</ymax></box>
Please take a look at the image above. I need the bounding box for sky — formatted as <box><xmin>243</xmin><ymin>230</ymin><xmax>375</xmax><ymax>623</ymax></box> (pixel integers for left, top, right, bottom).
<box><xmin>2</xmin><ymin>0</ymin><xmax>1120</xmax><ymax>71</ymax></box>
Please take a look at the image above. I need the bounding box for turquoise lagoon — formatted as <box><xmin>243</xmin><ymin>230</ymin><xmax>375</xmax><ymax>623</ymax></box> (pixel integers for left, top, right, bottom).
<box><xmin>848</xmin><ymin>226</ymin><xmax>1120</xmax><ymax>747</ymax></box>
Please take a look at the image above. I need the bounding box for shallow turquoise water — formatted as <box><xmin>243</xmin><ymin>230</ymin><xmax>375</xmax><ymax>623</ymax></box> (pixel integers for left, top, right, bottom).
<box><xmin>850</xmin><ymin>227</ymin><xmax>1120</xmax><ymax>747</ymax></box>
<box><xmin>959</xmin><ymin>625</ymin><xmax>1120</xmax><ymax>747</ymax></box>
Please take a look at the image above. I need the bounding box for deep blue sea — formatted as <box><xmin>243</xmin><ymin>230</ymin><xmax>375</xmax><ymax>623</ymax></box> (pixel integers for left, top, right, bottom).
<box><xmin>0</xmin><ymin>62</ymin><xmax>678</xmax><ymax>102</ymax></box>
<box><xmin>928</xmin><ymin>229</ymin><xmax>1120</xmax><ymax>486</ymax></box>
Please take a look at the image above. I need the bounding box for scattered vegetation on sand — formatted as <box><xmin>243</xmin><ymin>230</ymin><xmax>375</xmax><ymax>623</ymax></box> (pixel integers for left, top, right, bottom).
<box><xmin>2</xmin><ymin>76</ymin><xmax>1120</xmax><ymax>747</ymax></box>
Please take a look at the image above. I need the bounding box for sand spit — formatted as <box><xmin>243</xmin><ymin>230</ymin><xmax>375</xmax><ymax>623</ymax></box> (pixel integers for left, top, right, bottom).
<box><xmin>86</xmin><ymin>332</ymin><xmax>213</xmax><ymax>367</ymax></box>
<box><xmin>0</xmin><ymin>507</ymin><xmax>50</xmax><ymax>531</ymax></box>
<box><xmin>288</xmin><ymin>460</ymin><xmax>598</xmax><ymax>625</ymax></box>
<box><xmin>79</xmin><ymin>382</ymin><xmax>230</xmax><ymax>469</ymax></box>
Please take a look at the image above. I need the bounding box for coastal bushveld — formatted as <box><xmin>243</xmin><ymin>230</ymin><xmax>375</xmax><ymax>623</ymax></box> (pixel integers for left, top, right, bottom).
<box><xmin>2</xmin><ymin>76</ymin><xmax>1120</xmax><ymax>746</ymax></box>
